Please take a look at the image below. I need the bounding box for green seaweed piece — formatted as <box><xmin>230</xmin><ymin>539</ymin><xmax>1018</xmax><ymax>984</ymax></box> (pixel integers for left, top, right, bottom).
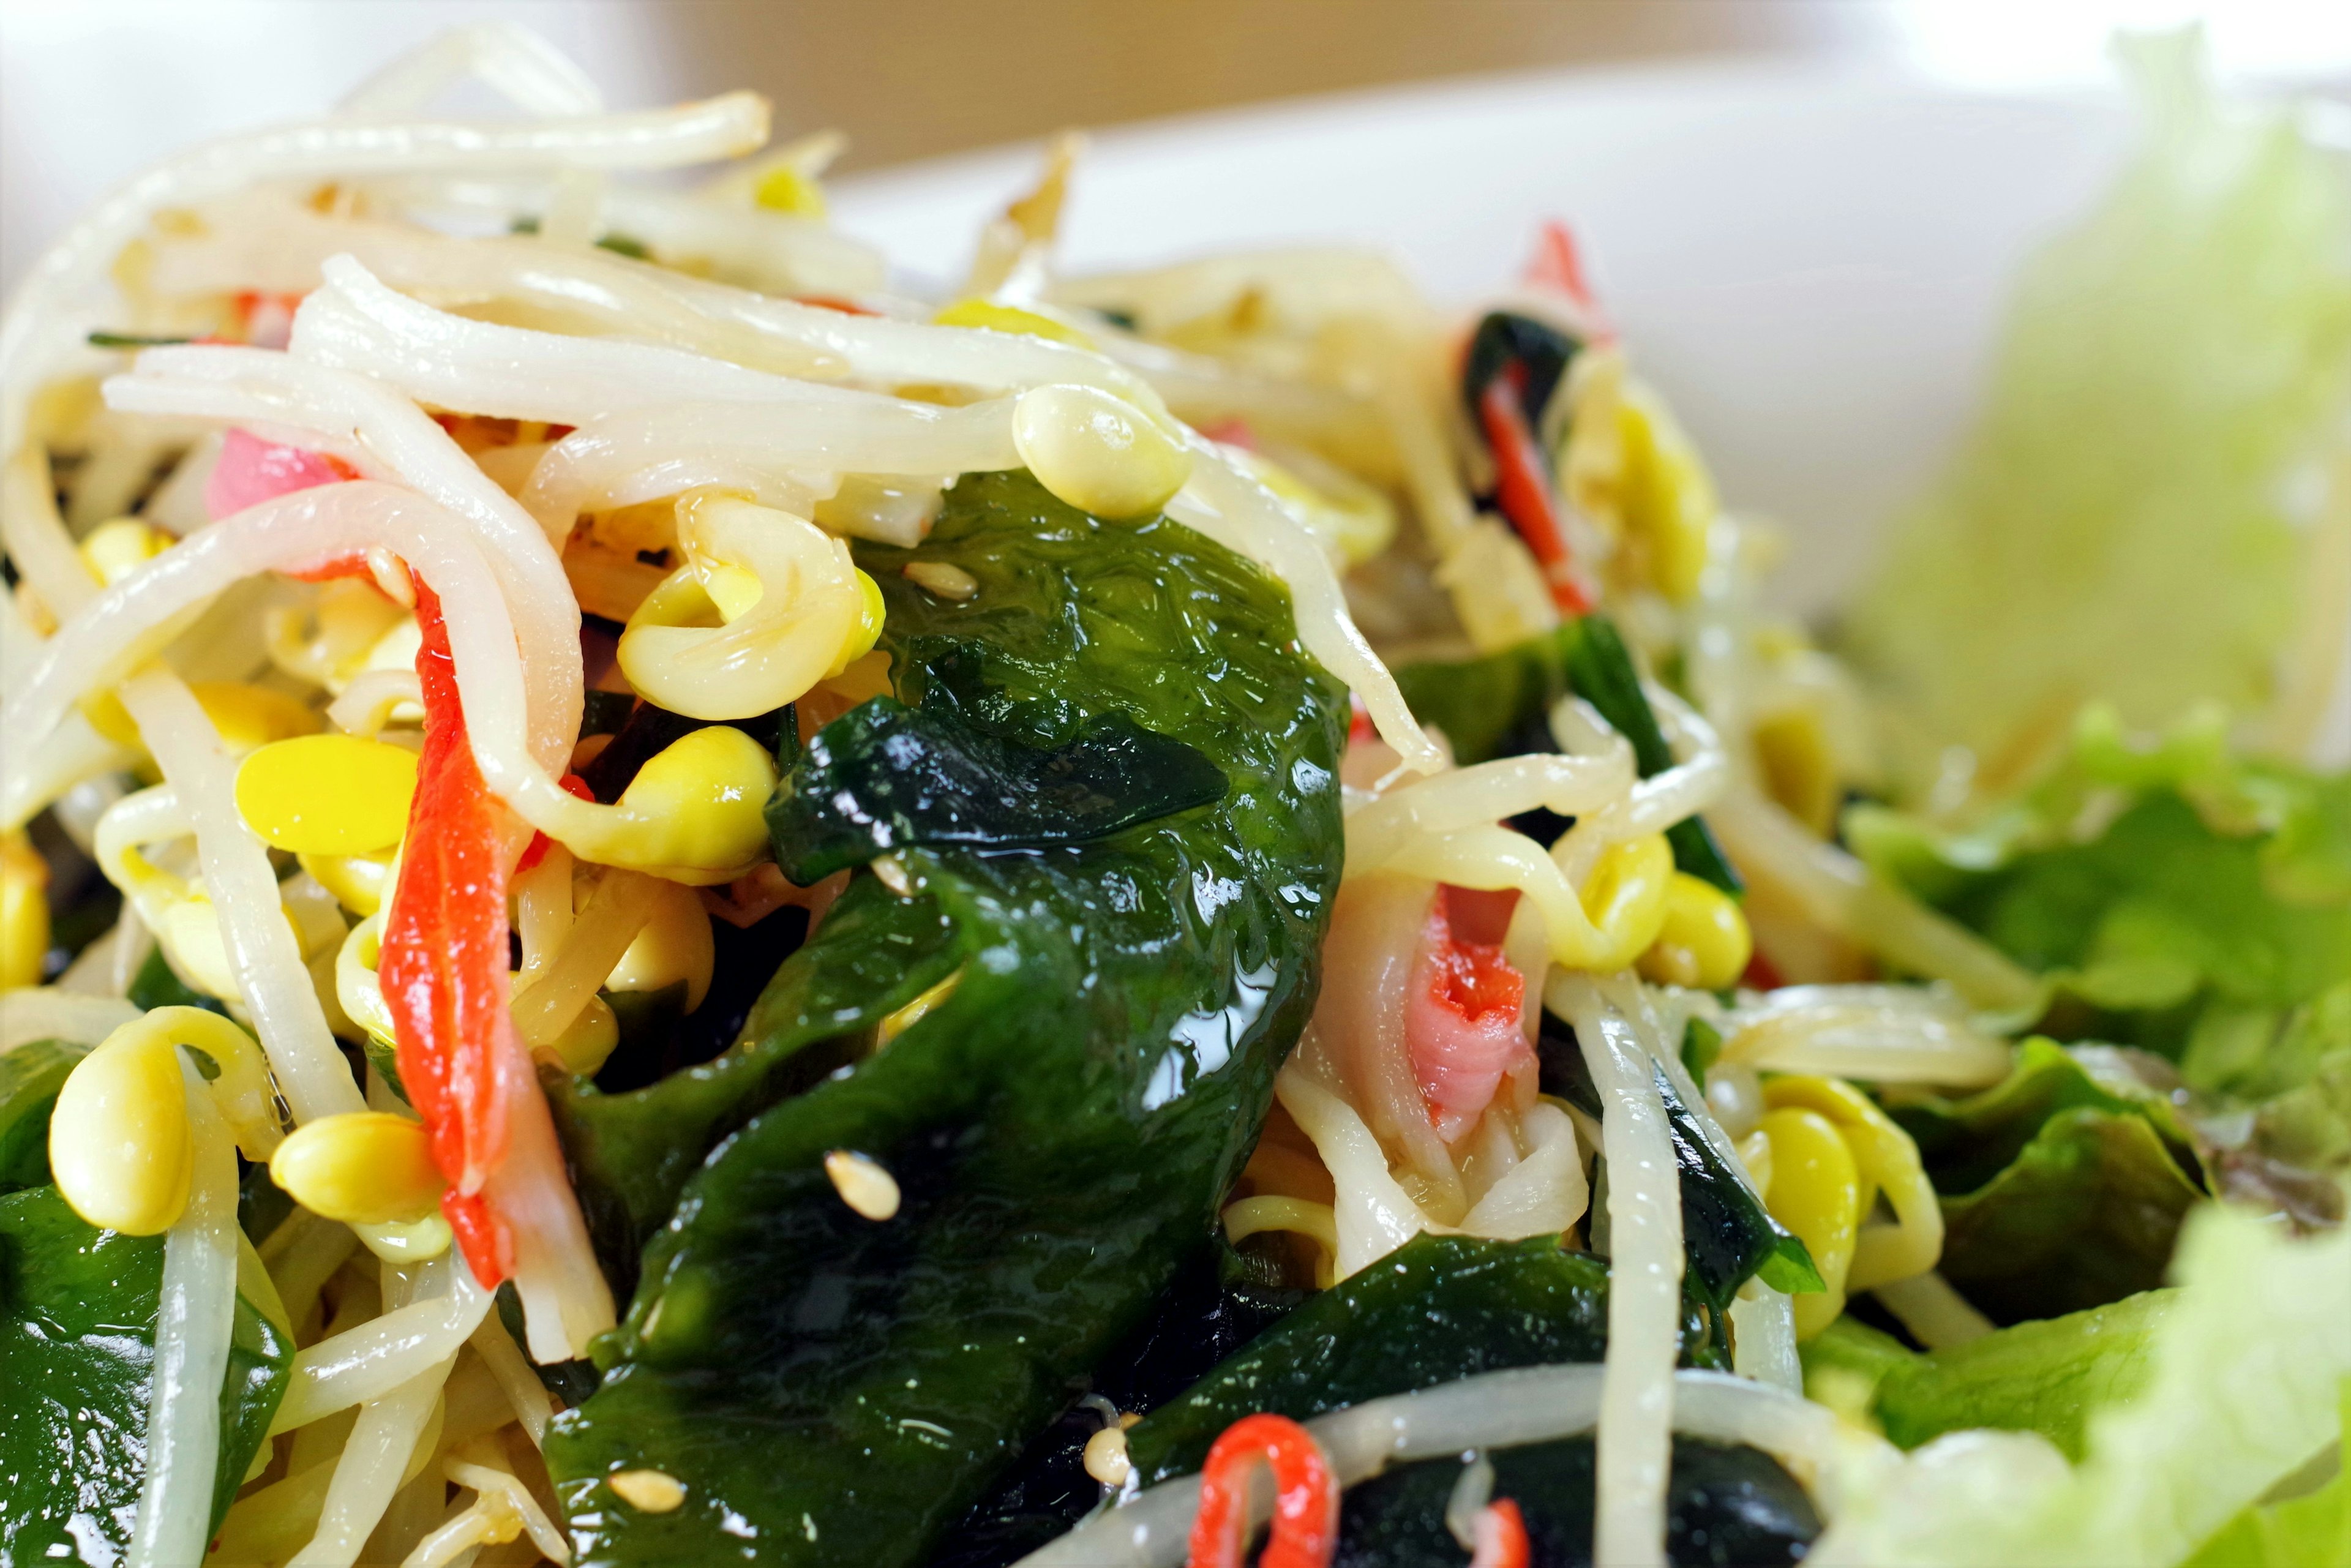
<box><xmin>767</xmin><ymin>695</ymin><xmax>1227</xmax><ymax>881</ymax></box>
<box><xmin>1332</xmin><ymin>1435</ymin><xmax>1820</xmax><ymax>1568</ymax></box>
<box><xmin>1125</xmin><ymin>1232</ymin><xmax>1720</xmax><ymax>1488</ymax></box>
<box><xmin>0</xmin><ymin>1038</ymin><xmax>86</xmax><ymax>1191</ymax></box>
<box><xmin>544</xmin><ymin>470</ymin><xmax>1347</xmax><ymax>1567</ymax></box>
<box><xmin>0</xmin><ymin>1185</ymin><xmax>291</xmax><ymax>1561</ymax></box>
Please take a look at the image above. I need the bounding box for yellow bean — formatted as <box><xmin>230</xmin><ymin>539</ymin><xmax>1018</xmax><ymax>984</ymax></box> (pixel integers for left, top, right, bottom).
<box><xmin>752</xmin><ymin>166</ymin><xmax>827</xmax><ymax>219</ymax></box>
<box><xmin>83</xmin><ymin>678</ymin><xmax>320</xmax><ymax>754</ymax></box>
<box><xmin>78</xmin><ymin>517</ymin><xmax>172</xmax><ymax>587</ymax></box>
<box><xmin>1756</xmin><ymin>1105</ymin><xmax>1861</xmax><ymax>1340</ymax></box>
<box><xmin>1</xmin><ymin>828</ymin><xmax>51</xmax><ymax>990</ymax></box>
<box><xmin>1637</xmin><ymin>872</ymin><xmax>1753</xmax><ymax>991</ymax></box>
<box><xmin>1011</xmin><ymin>384</ymin><xmax>1191</xmax><ymax>521</ymax></box>
<box><xmin>1576</xmin><ymin>833</ymin><xmax>1676</xmax><ymax>972</ymax></box>
<box><xmin>1617</xmin><ymin>384</ymin><xmax>1717</xmax><ymax>604</ymax></box>
<box><xmin>931</xmin><ymin>298</ymin><xmax>1095</xmax><ymax>350</ymax></box>
<box><xmin>300</xmin><ymin>847</ymin><xmax>397</xmax><ymax>917</ymax></box>
<box><xmin>1763</xmin><ymin>1074</ymin><xmax>1943</xmax><ymax>1290</ymax></box>
<box><xmin>1753</xmin><ymin>706</ymin><xmax>1840</xmax><ymax>839</ymax></box>
<box><xmin>606</xmin><ymin>878</ymin><xmax>716</xmax><ymax>1012</ymax></box>
<box><xmin>269</xmin><ymin>1111</ymin><xmax>446</xmax><ymax>1226</ymax></box>
<box><xmin>236</xmin><ymin>733</ymin><xmax>419</xmax><ymax>855</ymax></box>
<box><xmin>606</xmin><ymin>1469</ymin><xmax>686</xmax><ymax>1514</ymax></box>
<box><xmin>618</xmin><ymin>494</ymin><xmax>864</xmax><ymax>723</ymax></box>
<box><xmin>828</xmin><ymin>570</ymin><xmax>886</xmax><ymax>678</ymax></box>
<box><xmin>50</xmin><ymin>1027</ymin><xmax>191</xmax><ymax>1235</ymax></box>
<box><xmin>603</xmin><ymin>727</ymin><xmax>778</xmax><ymax>884</ymax></box>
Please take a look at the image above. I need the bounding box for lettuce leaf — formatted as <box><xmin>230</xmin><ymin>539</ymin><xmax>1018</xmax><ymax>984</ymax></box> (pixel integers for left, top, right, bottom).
<box><xmin>1842</xmin><ymin>29</ymin><xmax>2351</xmax><ymax>787</ymax></box>
<box><xmin>1886</xmin><ymin>1039</ymin><xmax>2205</xmax><ymax>1320</ymax></box>
<box><xmin>1802</xmin><ymin>1291</ymin><xmax>2173</xmax><ymax>1460</ymax></box>
<box><xmin>2180</xmin><ymin>1380</ymin><xmax>2350</xmax><ymax>1567</ymax></box>
<box><xmin>1809</xmin><ymin>1201</ymin><xmax>2351</xmax><ymax>1567</ymax></box>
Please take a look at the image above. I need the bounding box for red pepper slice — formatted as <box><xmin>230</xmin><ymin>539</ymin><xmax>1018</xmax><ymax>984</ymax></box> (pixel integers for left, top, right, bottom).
<box><xmin>1475</xmin><ymin>376</ymin><xmax>1591</xmax><ymax>615</ymax></box>
<box><xmin>1187</xmin><ymin>1412</ymin><xmax>1339</xmax><ymax>1568</ymax></box>
<box><xmin>514</xmin><ymin>774</ymin><xmax>596</xmax><ymax>874</ymax></box>
<box><xmin>1525</xmin><ymin>219</ymin><xmax>1614</xmax><ymax>343</ymax></box>
<box><xmin>1470</xmin><ymin>1498</ymin><xmax>1531</xmax><ymax>1568</ymax></box>
<box><xmin>378</xmin><ymin>582</ymin><xmax>520</xmax><ymax>1285</ymax></box>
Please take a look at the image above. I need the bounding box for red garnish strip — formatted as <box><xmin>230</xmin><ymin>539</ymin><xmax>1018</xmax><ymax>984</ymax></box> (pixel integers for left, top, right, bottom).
<box><xmin>1477</xmin><ymin>375</ymin><xmax>1591</xmax><ymax>615</ymax></box>
<box><xmin>1526</xmin><ymin>219</ymin><xmax>1614</xmax><ymax>342</ymax></box>
<box><xmin>377</xmin><ymin>582</ymin><xmax>522</xmax><ymax>1286</ymax></box>
<box><xmin>1470</xmin><ymin>1498</ymin><xmax>1531</xmax><ymax>1568</ymax></box>
<box><xmin>1187</xmin><ymin>1412</ymin><xmax>1340</xmax><ymax>1568</ymax></box>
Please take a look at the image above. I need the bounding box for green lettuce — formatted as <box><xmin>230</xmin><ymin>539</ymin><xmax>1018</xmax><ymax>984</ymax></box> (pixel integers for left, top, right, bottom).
<box><xmin>1887</xmin><ymin>1039</ymin><xmax>2205</xmax><ymax>1320</ymax></box>
<box><xmin>1808</xmin><ymin>1201</ymin><xmax>2351</xmax><ymax>1567</ymax></box>
<box><xmin>2181</xmin><ymin>1381</ymin><xmax>2350</xmax><ymax>1567</ymax></box>
<box><xmin>1802</xmin><ymin>1290</ymin><xmax>2173</xmax><ymax>1459</ymax></box>
<box><xmin>1842</xmin><ymin>29</ymin><xmax>2351</xmax><ymax>787</ymax></box>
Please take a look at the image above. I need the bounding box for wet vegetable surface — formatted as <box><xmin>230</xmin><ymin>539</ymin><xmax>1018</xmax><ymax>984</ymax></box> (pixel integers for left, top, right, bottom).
<box><xmin>1332</xmin><ymin>1436</ymin><xmax>1820</xmax><ymax>1568</ymax></box>
<box><xmin>544</xmin><ymin>471</ymin><xmax>1348</xmax><ymax>1567</ymax></box>
<box><xmin>1537</xmin><ymin>1015</ymin><xmax>1818</xmax><ymax>1309</ymax></box>
<box><xmin>0</xmin><ymin>1185</ymin><xmax>290</xmax><ymax>1563</ymax></box>
<box><xmin>1126</xmin><ymin>1232</ymin><xmax>1725</xmax><ymax>1487</ymax></box>
<box><xmin>767</xmin><ymin>695</ymin><xmax>1228</xmax><ymax>880</ymax></box>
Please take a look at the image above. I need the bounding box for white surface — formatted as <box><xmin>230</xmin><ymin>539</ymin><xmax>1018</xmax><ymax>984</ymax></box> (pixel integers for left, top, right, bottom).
<box><xmin>832</xmin><ymin>63</ymin><xmax>2135</xmax><ymax>615</ymax></box>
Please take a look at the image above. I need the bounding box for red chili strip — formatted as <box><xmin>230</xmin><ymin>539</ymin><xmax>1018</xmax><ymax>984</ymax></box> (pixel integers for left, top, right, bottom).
<box><xmin>1476</xmin><ymin>377</ymin><xmax>1591</xmax><ymax>615</ymax></box>
<box><xmin>1187</xmin><ymin>1412</ymin><xmax>1340</xmax><ymax>1568</ymax></box>
<box><xmin>377</xmin><ymin>582</ymin><xmax>521</xmax><ymax>1286</ymax></box>
<box><xmin>514</xmin><ymin>774</ymin><xmax>596</xmax><ymax>874</ymax></box>
<box><xmin>1525</xmin><ymin>219</ymin><xmax>1614</xmax><ymax>342</ymax></box>
<box><xmin>1470</xmin><ymin>1498</ymin><xmax>1531</xmax><ymax>1568</ymax></box>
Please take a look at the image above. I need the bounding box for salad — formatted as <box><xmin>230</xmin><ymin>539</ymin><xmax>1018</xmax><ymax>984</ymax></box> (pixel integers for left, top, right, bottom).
<box><xmin>1</xmin><ymin>23</ymin><xmax>2345</xmax><ymax>1568</ymax></box>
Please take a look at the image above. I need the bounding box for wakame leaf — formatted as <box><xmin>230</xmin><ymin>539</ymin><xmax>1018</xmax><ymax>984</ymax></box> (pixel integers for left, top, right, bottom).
<box><xmin>1331</xmin><ymin>1436</ymin><xmax>1819</xmax><ymax>1568</ymax></box>
<box><xmin>1124</xmin><ymin>1233</ymin><xmax>1719</xmax><ymax>1487</ymax></box>
<box><xmin>766</xmin><ymin>696</ymin><xmax>1228</xmax><ymax>882</ymax></box>
<box><xmin>0</xmin><ymin>1038</ymin><xmax>86</xmax><ymax>1191</ymax></box>
<box><xmin>1122</xmin><ymin>1234</ymin><xmax>1813</xmax><ymax>1568</ymax></box>
<box><xmin>0</xmin><ymin>1186</ymin><xmax>291</xmax><ymax>1562</ymax></box>
<box><xmin>545</xmin><ymin>470</ymin><xmax>1346</xmax><ymax>1568</ymax></box>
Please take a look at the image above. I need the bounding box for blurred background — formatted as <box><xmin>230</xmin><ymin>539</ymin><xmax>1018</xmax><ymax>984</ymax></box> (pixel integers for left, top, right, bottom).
<box><xmin>6</xmin><ymin>0</ymin><xmax>2350</xmax><ymax>298</ymax></box>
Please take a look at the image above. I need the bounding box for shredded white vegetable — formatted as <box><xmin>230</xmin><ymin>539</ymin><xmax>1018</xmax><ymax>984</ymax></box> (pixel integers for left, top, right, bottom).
<box><xmin>1014</xmin><ymin>1366</ymin><xmax>1877</xmax><ymax>1568</ymax></box>
<box><xmin>119</xmin><ymin>668</ymin><xmax>364</xmax><ymax>1123</ymax></box>
<box><xmin>123</xmin><ymin>1054</ymin><xmax>241</xmax><ymax>1568</ymax></box>
<box><xmin>1551</xmin><ymin>972</ymin><xmax>1683</xmax><ymax>1568</ymax></box>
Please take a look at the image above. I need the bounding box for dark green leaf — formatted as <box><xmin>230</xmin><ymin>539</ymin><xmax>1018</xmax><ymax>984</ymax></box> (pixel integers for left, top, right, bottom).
<box><xmin>0</xmin><ymin>1038</ymin><xmax>86</xmax><ymax>1191</ymax></box>
<box><xmin>1461</xmin><ymin>310</ymin><xmax>1583</xmax><ymax>427</ymax></box>
<box><xmin>1125</xmin><ymin>1232</ymin><xmax>1717</xmax><ymax>1487</ymax></box>
<box><xmin>1940</xmin><ymin>1110</ymin><xmax>2203</xmax><ymax>1323</ymax></box>
<box><xmin>544</xmin><ymin>470</ymin><xmax>1347</xmax><ymax>1568</ymax></box>
<box><xmin>1560</xmin><ymin>615</ymin><xmax>1743</xmax><ymax>895</ymax></box>
<box><xmin>1332</xmin><ymin>1435</ymin><xmax>1818</xmax><ymax>1568</ymax></box>
<box><xmin>0</xmin><ymin>1185</ymin><xmax>290</xmax><ymax>1561</ymax></box>
<box><xmin>766</xmin><ymin>696</ymin><xmax>1228</xmax><ymax>882</ymax></box>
